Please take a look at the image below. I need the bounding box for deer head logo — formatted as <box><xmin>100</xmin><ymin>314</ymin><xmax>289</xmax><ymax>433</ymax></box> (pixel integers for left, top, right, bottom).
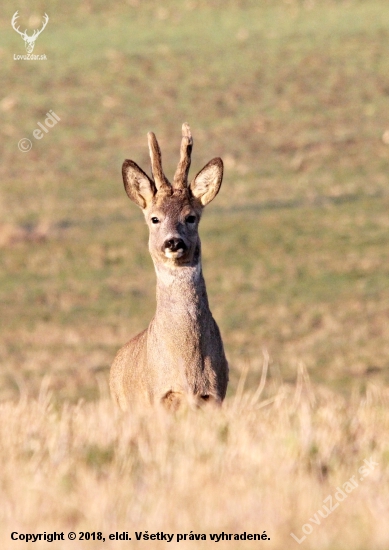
<box><xmin>11</xmin><ymin>11</ymin><xmax>49</xmax><ymax>54</ymax></box>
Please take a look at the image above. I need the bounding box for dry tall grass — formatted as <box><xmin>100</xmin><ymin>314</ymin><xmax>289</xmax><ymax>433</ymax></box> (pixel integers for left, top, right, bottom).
<box><xmin>1</xmin><ymin>368</ymin><xmax>388</xmax><ymax>550</ymax></box>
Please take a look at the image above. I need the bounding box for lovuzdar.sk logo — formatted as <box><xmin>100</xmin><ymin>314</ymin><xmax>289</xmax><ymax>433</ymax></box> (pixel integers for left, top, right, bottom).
<box><xmin>12</xmin><ymin>11</ymin><xmax>49</xmax><ymax>60</ymax></box>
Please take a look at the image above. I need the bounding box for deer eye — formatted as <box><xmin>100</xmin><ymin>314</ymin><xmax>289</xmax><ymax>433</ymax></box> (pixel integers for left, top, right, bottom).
<box><xmin>186</xmin><ymin>215</ymin><xmax>196</xmax><ymax>224</ymax></box>
<box><xmin>151</xmin><ymin>217</ymin><xmax>159</xmax><ymax>224</ymax></box>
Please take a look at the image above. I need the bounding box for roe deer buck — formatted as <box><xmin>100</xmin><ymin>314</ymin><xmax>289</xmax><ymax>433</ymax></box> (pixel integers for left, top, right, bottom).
<box><xmin>110</xmin><ymin>123</ymin><xmax>228</xmax><ymax>410</ymax></box>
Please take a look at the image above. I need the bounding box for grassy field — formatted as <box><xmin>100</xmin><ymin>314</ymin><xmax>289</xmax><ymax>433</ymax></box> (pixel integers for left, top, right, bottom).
<box><xmin>1</xmin><ymin>0</ymin><xmax>389</xmax><ymax>547</ymax></box>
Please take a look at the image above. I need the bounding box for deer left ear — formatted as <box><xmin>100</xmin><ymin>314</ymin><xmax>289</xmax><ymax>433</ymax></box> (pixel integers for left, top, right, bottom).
<box><xmin>190</xmin><ymin>158</ymin><xmax>223</xmax><ymax>206</ymax></box>
<box><xmin>122</xmin><ymin>159</ymin><xmax>156</xmax><ymax>209</ymax></box>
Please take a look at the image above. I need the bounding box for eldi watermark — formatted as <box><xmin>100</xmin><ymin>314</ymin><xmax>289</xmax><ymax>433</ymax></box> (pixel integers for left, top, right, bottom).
<box><xmin>18</xmin><ymin>111</ymin><xmax>60</xmax><ymax>152</ymax></box>
<box><xmin>290</xmin><ymin>456</ymin><xmax>378</xmax><ymax>544</ymax></box>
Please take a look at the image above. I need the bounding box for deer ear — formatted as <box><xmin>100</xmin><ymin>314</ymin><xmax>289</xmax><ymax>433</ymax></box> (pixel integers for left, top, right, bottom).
<box><xmin>122</xmin><ymin>160</ymin><xmax>156</xmax><ymax>209</ymax></box>
<box><xmin>190</xmin><ymin>158</ymin><xmax>223</xmax><ymax>206</ymax></box>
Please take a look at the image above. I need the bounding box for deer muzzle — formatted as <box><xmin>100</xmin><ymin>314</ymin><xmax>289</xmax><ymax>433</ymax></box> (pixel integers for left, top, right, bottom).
<box><xmin>163</xmin><ymin>237</ymin><xmax>188</xmax><ymax>259</ymax></box>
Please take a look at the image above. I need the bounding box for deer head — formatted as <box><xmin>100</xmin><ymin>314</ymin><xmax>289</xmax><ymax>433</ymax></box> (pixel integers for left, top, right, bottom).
<box><xmin>11</xmin><ymin>11</ymin><xmax>49</xmax><ymax>54</ymax></box>
<box><xmin>122</xmin><ymin>123</ymin><xmax>223</xmax><ymax>269</ymax></box>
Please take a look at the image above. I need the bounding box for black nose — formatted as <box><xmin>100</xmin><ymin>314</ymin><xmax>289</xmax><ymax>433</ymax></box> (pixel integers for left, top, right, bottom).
<box><xmin>164</xmin><ymin>238</ymin><xmax>187</xmax><ymax>252</ymax></box>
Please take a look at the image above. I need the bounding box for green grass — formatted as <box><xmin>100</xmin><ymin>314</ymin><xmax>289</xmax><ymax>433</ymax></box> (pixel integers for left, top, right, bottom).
<box><xmin>1</xmin><ymin>0</ymin><xmax>389</xmax><ymax>403</ymax></box>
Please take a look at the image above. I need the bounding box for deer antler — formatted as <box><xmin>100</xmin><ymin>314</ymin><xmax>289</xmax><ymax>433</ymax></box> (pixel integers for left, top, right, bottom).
<box><xmin>11</xmin><ymin>11</ymin><xmax>26</xmax><ymax>37</ymax></box>
<box><xmin>173</xmin><ymin>122</ymin><xmax>193</xmax><ymax>190</ymax></box>
<box><xmin>11</xmin><ymin>11</ymin><xmax>49</xmax><ymax>39</ymax></box>
<box><xmin>32</xmin><ymin>13</ymin><xmax>49</xmax><ymax>38</ymax></box>
<box><xmin>147</xmin><ymin>132</ymin><xmax>170</xmax><ymax>192</ymax></box>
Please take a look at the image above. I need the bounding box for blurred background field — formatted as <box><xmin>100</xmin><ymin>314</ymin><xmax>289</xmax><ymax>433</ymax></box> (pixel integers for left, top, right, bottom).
<box><xmin>1</xmin><ymin>1</ymin><xmax>389</xmax><ymax>548</ymax></box>
<box><xmin>1</xmin><ymin>0</ymin><xmax>389</xmax><ymax>402</ymax></box>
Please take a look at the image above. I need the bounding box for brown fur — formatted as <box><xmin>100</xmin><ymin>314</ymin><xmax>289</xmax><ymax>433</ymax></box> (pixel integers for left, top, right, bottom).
<box><xmin>110</xmin><ymin>124</ymin><xmax>228</xmax><ymax>410</ymax></box>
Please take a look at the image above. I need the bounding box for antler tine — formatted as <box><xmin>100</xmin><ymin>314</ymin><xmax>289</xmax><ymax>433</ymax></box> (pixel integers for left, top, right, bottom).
<box><xmin>147</xmin><ymin>132</ymin><xmax>170</xmax><ymax>191</ymax></box>
<box><xmin>173</xmin><ymin>122</ymin><xmax>193</xmax><ymax>189</ymax></box>
<box><xmin>40</xmin><ymin>14</ymin><xmax>49</xmax><ymax>33</ymax></box>
<box><xmin>11</xmin><ymin>11</ymin><xmax>24</xmax><ymax>36</ymax></box>
<box><xmin>34</xmin><ymin>13</ymin><xmax>49</xmax><ymax>37</ymax></box>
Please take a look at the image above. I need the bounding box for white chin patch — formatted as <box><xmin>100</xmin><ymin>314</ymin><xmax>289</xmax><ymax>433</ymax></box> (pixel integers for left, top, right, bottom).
<box><xmin>165</xmin><ymin>248</ymin><xmax>185</xmax><ymax>259</ymax></box>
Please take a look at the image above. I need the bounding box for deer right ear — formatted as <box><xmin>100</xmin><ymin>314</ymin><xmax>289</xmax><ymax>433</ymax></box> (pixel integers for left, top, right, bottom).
<box><xmin>122</xmin><ymin>160</ymin><xmax>156</xmax><ymax>209</ymax></box>
<box><xmin>190</xmin><ymin>158</ymin><xmax>223</xmax><ymax>206</ymax></box>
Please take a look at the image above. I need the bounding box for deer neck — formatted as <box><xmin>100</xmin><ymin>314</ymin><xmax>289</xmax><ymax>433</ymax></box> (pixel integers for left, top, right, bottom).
<box><xmin>151</xmin><ymin>256</ymin><xmax>216</xmax><ymax>393</ymax></box>
<box><xmin>153</xmin><ymin>260</ymin><xmax>211</xmax><ymax>325</ymax></box>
